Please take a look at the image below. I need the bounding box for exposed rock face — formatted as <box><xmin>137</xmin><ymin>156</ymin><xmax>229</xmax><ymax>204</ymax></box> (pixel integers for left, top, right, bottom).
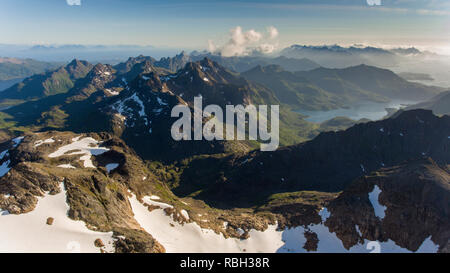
<box><xmin>0</xmin><ymin>131</ymin><xmax>166</xmax><ymax>253</ymax></box>
<box><xmin>0</xmin><ymin>162</ymin><xmax>62</xmax><ymax>214</ymax></box>
<box><xmin>114</xmin><ymin>55</ymin><xmax>158</xmax><ymax>75</ymax></box>
<box><xmin>325</xmin><ymin>158</ymin><xmax>450</xmax><ymax>253</ymax></box>
<box><xmin>114</xmin><ymin>228</ymin><xmax>166</xmax><ymax>253</ymax></box>
<box><xmin>97</xmin><ymin>62</ymin><xmax>256</xmax><ymax>161</ymax></box>
<box><xmin>165</xmin><ymin>58</ymin><xmax>278</xmax><ymax>107</ymax></box>
<box><xmin>94</xmin><ymin>238</ymin><xmax>105</xmax><ymax>248</ymax></box>
<box><xmin>155</xmin><ymin>51</ymin><xmax>192</xmax><ymax>72</ymax></box>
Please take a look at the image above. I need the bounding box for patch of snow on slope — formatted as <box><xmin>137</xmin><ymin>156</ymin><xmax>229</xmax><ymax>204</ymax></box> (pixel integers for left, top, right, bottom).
<box><xmin>355</xmin><ymin>225</ymin><xmax>363</xmax><ymax>237</ymax></box>
<box><xmin>156</xmin><ymin>97</ymin><xmax>168</xmax><ymax>106</ymax></box>
<box><xmin>48</xmin><ymin>137</ymin><xmax>109</xmax><ymax>168</ymax></box>
<box><xmin>12</xmin><ymin>136</ymin><xmax>24</xmax><ymax>147</ymax></box>
<box><xmin>0</xmin><ymin>149</ymin><xmax>8</xmax><ymax>160</ymax></box>
<box><xmin>180</xmin><ymin>209</ymin><xmax>189</xmax><ymax>220</ymax></box>
<box><xmin>130</xmin><ymin>194</ymin><xmax>439</xmax><ymax>253</ymax></box>
<box><xmin>57</xmin><ymin>164</ymin><xmax>76</xmax><ymax>169</ymax></box>
<box><xmin>0</xmin><ymin>159</ymin><xmax>10</xmax><ymax>178</ymax></box>
<box><xmin>105</xmin><ymin>89</ymin><xmax>119</xmax><ymax>96</ymax></box>
<box><xmin>129</xmin><ymin>195</ymin><xmax>283</xmax><ymax>253</ymax></box>
<box><xmin>319</xmin><ymin>208</ymin><xmax>331</xmax><ymax>222</ymax></box>
<box><xmin>0</xmin><ymin>136</ymin><xmax>24</xmax><ymax>178</ymax></box>
<box><xmin>105</xmin><ymin>163</ymin><xmax>119</xmax><ymax>173</ymax></box>
<box><xmin>34</xmin><ymin>138</ymin><xmax>55</xmax><ymax>147</ymax></box>
<box><xmin>278</xmin><ymin>225</ymin><xmax>423</xmax><ymax>253</ymax></box>
<box><xmin>277</xmin><ymin>206</ymin><xmax>438</xmax><ymax>253</ymax></box>
<box><xmin>0</xmin><ymin>184</ymin><xmax>115</xmax><ymax>253</ymax></box>
<box><xmin>112</xmin><ymin>93</ymin><xmax>150</xmax><ymax>127</ymax></box>
<box><xmin>142</xmin><ymin>196</ymin><xmax>173</xmax><ymax>209</ymax></box>
<box><xmin>368</xmin><ymin>185</ymin><xmax>387</xmax><ymax>219</ymax></box>
<box><xmin>129</xmin><ymin>93</ymin><xmax>146</xmax><ymax>117</ymax></box>
<box><xmin>360</xmin><ymin>164</ymin><xmax>366</xmax><ymax>173</ymax></box>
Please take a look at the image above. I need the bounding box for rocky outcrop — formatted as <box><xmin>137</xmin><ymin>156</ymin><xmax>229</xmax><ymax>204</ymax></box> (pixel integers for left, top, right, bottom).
<box><xmin>0</xmin><ymin>131</ymin><xmax>167</xmax><ymax>253</ymax></box>
<box><xmin>325</xmin><ymin>158</ymin><xmax>450</xmax><ymax>253</ymax></box>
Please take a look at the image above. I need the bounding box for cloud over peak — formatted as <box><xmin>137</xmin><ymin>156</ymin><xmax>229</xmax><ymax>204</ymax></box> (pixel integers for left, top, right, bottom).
<box><xmin>208</xmin><ymin>26</ymin><xmax>279</xmax><ymax>57</ymax></box>
<box><xmin>66</xmin><ymin>0</ymin><xmax>81</xmax><ymax>6</ymax></box>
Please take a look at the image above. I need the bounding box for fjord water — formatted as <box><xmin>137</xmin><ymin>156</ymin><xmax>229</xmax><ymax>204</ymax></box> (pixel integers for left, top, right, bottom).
<box><xmin>296</xmin><ymin>100</ymin><xmax>418</xmax><ymax>123</ymax></box>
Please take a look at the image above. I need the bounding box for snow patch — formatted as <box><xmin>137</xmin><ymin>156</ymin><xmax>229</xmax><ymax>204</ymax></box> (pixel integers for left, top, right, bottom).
<box><xmin>12</xmin><ymin>136</ymin><xmax>24</xmax><ymax>147</ymax></box>
<box><xmin>48</xmin><ymin>137</ymin><xmax>109</xmax><ymax>168</ymax></box>
<box><xmin>105</xmin><ymin>163</ymin><xmax>119</xmax><ymax>173</ymax></box>
<box><xmin>57</xmin><ymin>164</ymin><xmax>76</xmax><ymax>169</ymax></box>
<box><xmin>129</xmin><ymin>195</ymin><xmax>283</xmax><ymax>253</ymax></box>
<box><xmin>142</xmin><ymin>196</ymin><xmax>173</xmax><ymax>209</ymax></box>
<box><xmin>34</xmin><ymin>138</ymin><xmax>55</xmax><ymax>147</ymax></box>
<box><xmin>180</xmin><ymin>209</ymin><xmax>189</xmax><ymax>220</ymax></box>
<box><xmin>156</xmin><ymin>97</ymin><xmax>168</xmax><ymax>106</ymax></box>
<box><xmin>368</xmin><ymin>185</ymin><xmax>387</xmax><ymax>219</ymax></box>
<box><xmin>360</xmin><ymin>164</ymin><xmax>366</xmax><ymax>173</ymax></box>
<box><xmin>105</xmin><ymin>89</ymin><xmax>119</xmax><ymax>96</ymax></box>
<box><xmin>0</xmin><ymin>184</ymin><xmax>115</xmax><ymax>253</ymax></box>
<box><xmin>0</xmin><ymin>159</ymin><xmax>11</xmax><ymax>178</ymax></box>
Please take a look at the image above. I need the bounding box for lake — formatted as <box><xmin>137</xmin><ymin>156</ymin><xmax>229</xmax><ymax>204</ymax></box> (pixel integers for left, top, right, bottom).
<box><xmin>296</xmin><ymin>100</ymin><xmax>418</xmax><ymax>123</ymax></box>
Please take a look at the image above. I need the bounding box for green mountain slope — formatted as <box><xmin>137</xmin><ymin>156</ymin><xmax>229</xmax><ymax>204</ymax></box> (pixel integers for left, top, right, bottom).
<box><xmin>242</xmin><ymin>64</ymin><xmax>442</xmax><ymax>111</ymax></box>
<box><xmin>0</xmin><ymin>59</ymin><xmax>93</xmax><ymax>106</ymax></box>
<box><xmin>0</xmin><ymin>57</ymin><xmax>60</xmax><ymax>81</ymax></box>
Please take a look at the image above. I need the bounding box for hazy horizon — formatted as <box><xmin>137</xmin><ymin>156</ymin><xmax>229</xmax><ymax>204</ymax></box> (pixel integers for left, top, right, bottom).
<box><xmin>1</xmin><ymin>0</ymin><xmax>449</xmax><ymax>55</ymax></box>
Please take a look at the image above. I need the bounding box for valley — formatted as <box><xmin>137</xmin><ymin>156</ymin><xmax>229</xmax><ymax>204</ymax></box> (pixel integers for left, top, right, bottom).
<box><xmin>296</xmin><ymin>99</ymin><xmax>417</xmax><ymax>123</ymax></box>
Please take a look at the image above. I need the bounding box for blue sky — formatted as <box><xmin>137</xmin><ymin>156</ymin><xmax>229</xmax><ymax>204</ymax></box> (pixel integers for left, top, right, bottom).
<box><xmin>0</xmin><ymin>0</ymin><xmax>449</xmax><ymax>53</ymax></box>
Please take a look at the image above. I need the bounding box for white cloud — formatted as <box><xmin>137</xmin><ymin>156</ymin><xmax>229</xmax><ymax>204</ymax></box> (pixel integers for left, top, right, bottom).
<box><xmin>207</xmin><ymin>40</ymin><xmax>217</xmax><ymax>53</ymax></box>
<box><xmin>209</xmin><ymin>26</ymin><xmax>280</xmax><ymax>57</ymax></box>
<box><xmin>267</xmin><ymin>26</ymin><xmax>279</xmax><ymax>39</ymax></box>
<box><xmin>367</xmin><ymin>0</ymin><xmax>382</xmax><ymax>6</ymax></box>
<box><xmin>66</xmin><ymin>0</ymin><xmax>81</xmax><ymax>6</ymax></box>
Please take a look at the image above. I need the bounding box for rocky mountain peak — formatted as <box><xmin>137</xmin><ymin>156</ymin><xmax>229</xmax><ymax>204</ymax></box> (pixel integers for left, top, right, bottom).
<box><xmin>67</xmin><ymin>58</ymin><xmax>87</xmax><ymax>68</ymax></box>
<box><xmin>133</xmin><ymin>72</ymin><xmax>165</xmax><ymax>93</ymax></box>
<box><xmin>88</xmin><ymin>64</ymin><xmax>114</xmax><ymax>80</ymax></box>
<box><xmin>115</xmin><ymin>55</ymin><xmax>157</xmax><ymax>74</ymax></box>
<box><xmin>65</xmin><ymin>59</ymin><xmax>93</xmax><ymax>79</ymax></box>
<box><xmin>325</xmin><ymin>157</ymin><xmax>450</xmax><ymax>252</ymax></box>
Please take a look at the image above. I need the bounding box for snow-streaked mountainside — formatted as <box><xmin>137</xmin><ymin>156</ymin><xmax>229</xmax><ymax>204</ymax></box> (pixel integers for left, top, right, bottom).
<box><xmin>129</xmin><ymin>195</ymin><xmax>439</xmax><ymax>253</ymax></box>
<box><xmin>0</xmin><ymin>127</ymin><xmax>448</xmax><ymax>253</ymax></box>
<box><xmin>0</xmin><ymin>184</ymin><xmax>115</xmax><ymax>253</ymax></box>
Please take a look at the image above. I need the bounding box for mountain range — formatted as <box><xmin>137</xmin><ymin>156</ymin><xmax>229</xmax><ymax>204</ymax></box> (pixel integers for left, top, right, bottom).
<box><xmin>404</xmin><ymin>91</ymin><xmax>450</xmax><ymax>116</ymax></box>
<box><xmin>242</xmin><ymin>64</ymin><xmax>442</xmax><ymax>110</ymax></box>
<box><xmin>0</xmin><ymin>52</ymin><xmax>448</xmax><ymax>253</ymax></box>
<box><xmin>280</xmin><ymin>45</ymin><xmax>433</xmax><ymax>68</ymax></box>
